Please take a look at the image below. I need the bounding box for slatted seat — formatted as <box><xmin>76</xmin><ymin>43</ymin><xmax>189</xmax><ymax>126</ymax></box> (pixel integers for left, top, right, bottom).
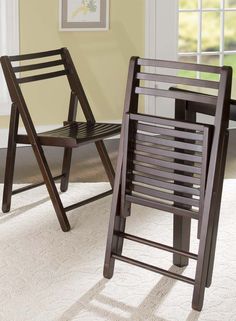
<box><xmin>1</xmin><ymin>48</ymin><xmax>121</xmax><ymax>232</ymax></box>
<box><xmin>16</xmin><ymin>122</ymin><xmax>121</xmax><ymax>147</ymax></box>
<box><xmin>103</xmin><ymin>57</ymin><xmax>232</xmax><ymax>311</ymax></box>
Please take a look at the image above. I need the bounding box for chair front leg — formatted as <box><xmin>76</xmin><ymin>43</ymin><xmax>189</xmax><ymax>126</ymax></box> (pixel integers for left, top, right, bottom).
<box><xmin>95</xmin><ymin>140</ymin><xmax>115</xmax><ymax>188</ymax></box>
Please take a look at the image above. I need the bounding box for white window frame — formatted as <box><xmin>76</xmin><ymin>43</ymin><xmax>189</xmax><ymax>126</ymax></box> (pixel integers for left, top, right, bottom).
<box><xmin>145</xmin><ymin>0</ymin><xmax>178</xmax><ymax>116</ymax></box>
<box><xmin>145</xmin><ymin>0</ymin><xmax>236</xmax><ymax>116</ymax></box>
<box><xmin>179</xmin><ymin>0</ymin><xmax>236</xmax><ymax>70</ymax></box>
<box><xmin>0</xmin><ymin>0</ymin><xmax>19</xmax><ymax>115</ymax></box>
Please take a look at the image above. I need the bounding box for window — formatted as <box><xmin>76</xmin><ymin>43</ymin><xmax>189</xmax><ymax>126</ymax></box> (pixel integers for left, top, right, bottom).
<box><xmin>179</xmin><ymin>0</ymin><xmax>236</xmax><ymax>97</ymax></box>
<box><xmin>0</xmin><ymin>0</ymin><xmax>19</xmax><ymax>115</ymax></box>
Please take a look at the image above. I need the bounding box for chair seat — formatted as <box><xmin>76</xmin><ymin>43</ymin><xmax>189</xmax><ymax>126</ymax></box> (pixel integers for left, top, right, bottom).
<box><xmin>16</xmin><ymin>122</ymin><xmax>121</xmax><ymax>147</ymax></box>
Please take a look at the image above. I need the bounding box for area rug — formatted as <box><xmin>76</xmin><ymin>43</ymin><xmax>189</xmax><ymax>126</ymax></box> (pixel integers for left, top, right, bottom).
<box><xmin>0</xmin><ymin>181</ymin><xmax>235</xmax><ymax>321</ymax></box>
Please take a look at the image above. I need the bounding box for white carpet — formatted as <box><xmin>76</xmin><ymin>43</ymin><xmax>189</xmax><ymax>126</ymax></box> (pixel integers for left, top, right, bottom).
<box><xmin>0</xmin><ymin>181</ymin><xmax>235</xmax><ymax>321</ymax></box>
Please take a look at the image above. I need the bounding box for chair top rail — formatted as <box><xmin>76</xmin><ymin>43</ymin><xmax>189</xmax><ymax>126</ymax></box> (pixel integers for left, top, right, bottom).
<box><xmin>9</xmin><ymin>48</ymin><xmax>63</xmax><ymax>62</ymax></box>
<box><xmin>13</xmin><ymin>59</ymin><xmax>64</xmax><ymax>73</ymax></box>
<box><xmin>137</xmin><ymin>58</ymin><xmax>222</xmax><ymax>74</ymax></box>
<box><xmin>136</xmin><ymin>72</ymin><xmax>219</xmax><ymax>90</ymax></box>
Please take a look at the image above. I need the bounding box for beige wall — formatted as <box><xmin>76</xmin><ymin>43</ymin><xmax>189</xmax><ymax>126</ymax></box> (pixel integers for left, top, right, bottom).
<box><xmin>0</xmin><ymin>0</ymin><xmax>144</xmax><ymax>128</ymax></box>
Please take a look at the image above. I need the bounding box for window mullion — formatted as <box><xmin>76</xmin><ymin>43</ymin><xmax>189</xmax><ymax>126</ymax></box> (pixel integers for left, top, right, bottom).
<box><xmin>220</xmin><ymin>0</ymin><xmax>225</xmax><ymax>66</ymax></box>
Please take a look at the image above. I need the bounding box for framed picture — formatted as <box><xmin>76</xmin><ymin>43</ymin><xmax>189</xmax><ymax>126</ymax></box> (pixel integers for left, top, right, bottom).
<box><xmin>59</xmin><ymin>0</ymin><xmax>109</xmax><ymax>31</ymax></box>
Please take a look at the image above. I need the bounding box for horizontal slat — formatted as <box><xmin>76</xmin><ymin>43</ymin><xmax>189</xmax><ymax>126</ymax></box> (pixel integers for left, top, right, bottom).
<box><xmin>136</xmin><ymin>122</ymin><xmax>204</xmax><ymax>141</ymax></box>
<box><xmin>112</xmin><ymin>254</ymin><xmax>195</xmax><ymax>285</ymax></box>
<box><xmin>134</xmin><ymin>153</ymin><xmax>201</xmax><ymax>174</ymax></box>
<box><xmin>9</xmin><ymin>48</ymin><xmax>62</xmax><ymax>61</ymax></box>
<box><xmin>129</xmin><ymin>112</ymin><xmax>207</xmax><ymax>132</ymax></box>
<box><xmin>12</xmin><ymin>174</ymin><xmax>64</xmax><ymax>195</ymax></box>
<box><xmin>135</xmin><ymin>87</ymin><xmax>218</xmax><ymax>105</ymax></box>
<box><xmin>132</xmin><ymin>184</ymin><xmax>199</xmax><ymax>207</ymax></box>
<box><xmin>64</xmin><ymin>189</ymin><xmax>113</xmax><ymax>212</ymax></box>
<box><xmin>136</xmin><ymin>72</ymin><xmax>219</xmax><ymax>89</ymax></box>
<box><xmin>136</xmin><ymin>132</ymin><xmax>203</xmax><ymax>152</ymax></box>
<box><xmin>135</xmin><ymin>143</ymin><xmax>202</xmax><ymax>163</ymax></box>
<box><xmin>118</xmin><ymin>232</ymin><xmax>198</xmax><ymax>259</ymax></box>
<box><xmin>134</xmin><ymin>164</ymin><xmax>200</xmax><ymax>185</ymax></box>
<box><xmin>13</xmin><ymin>59</ymin><xmax>64</xmax><ymax>72</ymax></box>
<box><xmin>133</xmin><ymin>174</ymin><xmax>200</xmax><ymax>196</ymax></box>
<box><xmin>137</xmin><ymin>58</ymin><xmax>222</xmax><ymax>73</ymax></box>
<box><xmin>17</xmin><ymin>70</ymin><xmax>68</xmax><ymax>83</ymax></box>
<box><xmin>126</xmin><ymin>195</ymin><xmax>199</xmax><ymax>219</ymax></box>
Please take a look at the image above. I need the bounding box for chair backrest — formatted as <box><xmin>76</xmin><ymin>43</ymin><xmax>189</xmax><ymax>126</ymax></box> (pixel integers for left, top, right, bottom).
<box><xmin>0</xmin><ymin>47</ymin><xmax>95</xmax><ymax>126</ymax></box>
<box><xmin>120</xmin><ymin>57</ymin><xmax>232</xmax><ymax>234</ymax></box>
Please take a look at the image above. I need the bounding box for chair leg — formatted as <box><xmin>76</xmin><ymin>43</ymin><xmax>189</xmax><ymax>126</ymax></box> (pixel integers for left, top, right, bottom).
<box><xmin>103</xmin><ymin>196</ymin><xmax>127</xmax><ymax>279</ymax></box>
<box><xmin>30</xmin><ymin>143</ymin><xmax>71</xmax><ymax>232</ymax></box>
<box><xmin>205</xmin><ymin>131</ymin><xmax>229</xmax><ymax>288</ymax></box>
<box><xmin>60</xmin><ymin>147</ymin><xmax>73</xmax><ymax>192</ymax></box>
<box><xmin>104</xmin><ymin>133</ymin><xmax>126</xmax><ymax>278</ymax></box>
<box><xmin>2</xmin><ymin>105</ymin><xmax>19</xmax><ymax>213</ymax></box>
<box><xmin>192</xmin><ymin>212</ymin><xmax>214</xmax><ymax>311</ymax></box>
<box><xmin>95</xmin><ymin>140</ymin><xmax>115</xmax><ymax>188</ymax></box>
<box><xmin>173</xmin><ymin>101</ymin><xmax>195</xmax><ymax>267</ymax></box>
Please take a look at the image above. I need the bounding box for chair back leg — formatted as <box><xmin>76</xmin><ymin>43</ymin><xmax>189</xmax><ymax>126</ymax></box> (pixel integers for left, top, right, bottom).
<box><xmin>60</xmin><ymin>147</ymin><xmax>73</xmax><ymax>192</ymax></box>
<box><xmin>2</xmin><ymin>104</ymin><xmax>19</xmax><ymax>213</ymax></box>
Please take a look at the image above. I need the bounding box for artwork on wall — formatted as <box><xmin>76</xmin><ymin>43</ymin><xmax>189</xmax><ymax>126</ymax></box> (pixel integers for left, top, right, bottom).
<box><xmin>59</xmin><ymin>0</ymin><xmax>109</xmax><ymax>31</ymax></box>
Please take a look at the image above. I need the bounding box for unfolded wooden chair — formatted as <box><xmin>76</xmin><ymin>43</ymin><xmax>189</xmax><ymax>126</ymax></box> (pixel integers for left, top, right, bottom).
<box><xmin>1</xmin><ymin>48</ymin><xmax>121</xmax><ymax>232</ymax></box>
<box><xmin>103</xmin><ymin>57</ymin><xmax>232</xmax><ymax>310</ymax></box>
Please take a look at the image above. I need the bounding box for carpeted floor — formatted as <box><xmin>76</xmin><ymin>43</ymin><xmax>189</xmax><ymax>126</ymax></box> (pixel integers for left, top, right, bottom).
<box><xmin>0</xmin><ymin>181</ymin><xmax>235</xmax><ymax>321</ymax></box>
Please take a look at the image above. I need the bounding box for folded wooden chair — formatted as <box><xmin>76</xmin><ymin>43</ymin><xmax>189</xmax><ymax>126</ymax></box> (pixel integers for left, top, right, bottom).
<box><xmin>1</xmin><ymin>48</ymin><xmax>121</xmax><ymax>232</ymax></box>
<box><xmin>103</xmin><ymin>57</ymin><xmax>232</xmax><ymax>310</ymax></box>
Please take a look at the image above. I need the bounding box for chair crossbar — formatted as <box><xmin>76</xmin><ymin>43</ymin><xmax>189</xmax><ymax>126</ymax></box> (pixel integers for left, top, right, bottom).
<box><xmin>13</xmin><ymin>59</ymin><xmax>64</xmax><ymax>73</ymax></box>
<box><xmin>136</xmin><ymin>122</ymin><xmax>204</xmax><ymax>141</ymax></box>
<box><xmin>64</xmin><ymin>189</ymin><xmax>113</xmax><ymax>212</ymax></box>
<box><xmin>117</xmin><ymin>232</ymin><xmax>198</xmax><ymax>260</ymax></box>
<box><xmin>135</xmin><ymin>87</ymin><xmax>218</xmax><ymax>105</ymax></box>
<box><xmin>12</xmin><ymin>174</ymin><xmax>64</xmax><ymax>195</ymax></box>
<box><xmin>136</xmin><ymin>72</ymin><xmax>219</xmax><ymax>90</ymax></box>
<box><xmin>126</xmin><ymin>195</ymin><xmax>199</xmax><ymax>219</ymax></box>
<box><xmin>17</xmin><ymin>70</ymin><xmax>68</xmax><ymax>84</ymax></box>
<box><xmin>132</xmin><ymin>184</ymin><xmax>200</xmax><ymax>207</ymax></box>
<box><xmin>133</xmin><ymin>164</ymin><xmax>200</xmax><ymax>185</ymax></box>
<box><xmin>133</xmin><ymin>173</ymin><xmax>200</xmax><ymax>196</ymax></box>
<box><xmin>112</xmin><ymin>254</ymin><xmax>195</xmax><ymax>285</ymax></box>
<box><xmin>134</xmin><ymin>154</ymin><xmax>201</xmax><ymax>174</ymax></box>
<box><xmin>135</xmin><ymin>132</ymin><xmax>203</xmax><ymax>152</ymax></box>
<box><xmin>129</xmin><ymin>113</ymin><xmax>208</xmax><ymax>131</ymax></box>
<box><xmin>135</xmin><ymin>143</ymin><xmax>203</xmax><ymax>163</ymax></box>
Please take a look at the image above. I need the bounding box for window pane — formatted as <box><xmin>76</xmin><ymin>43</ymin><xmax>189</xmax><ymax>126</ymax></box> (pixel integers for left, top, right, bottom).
<box><xmin>202</xmin><ymin>12</ymin><xmax>220</xmax><ymax>51</ymax></box>
<box><xmin>225</xmin><ymin>12</ymin><xmax>236</xmax><ymax>50</ymax></box>
<box><xmin>179</xmin><ymin>0</ymin><xmax>198</xmax><ymax>10</ymax></box>
<box><xmin>179</xmin><ymin>12</ymin><xmax>198</xmax><ymax>53</ymax></box>
<box><xmin>178</xmin><ymin>55</ymin><xmax>197</xmax><ymax>78</ymax></box>
<box><xmin>200</xmin><ymin>55</ymin><xmax>220</xmax><ymax>82</ymax></box>
<box><xmin>224</xmin><ymin>55</ymin><xmax>236</xmax><ymax>98</ymax></box>
<box><xmin>202</xmin><ymin>0</ymin><xmax>220</xmax><ymax>8</ymax></box>
<box><xmin>225</xmin><ymin>0</ymin><xmax>236</xmax><ymax>8</ymax></box>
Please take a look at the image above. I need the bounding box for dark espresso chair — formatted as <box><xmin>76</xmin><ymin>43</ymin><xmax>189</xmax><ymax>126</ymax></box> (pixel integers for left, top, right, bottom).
<box><xmin>103</xmin><ymin>57</ymin><xmax>232</xmax><ymax>310</ymax></box>
<box><xmin>1</xmin><ymin>48</ymin><xmax>121</xmax><ymax>232</ymax></box>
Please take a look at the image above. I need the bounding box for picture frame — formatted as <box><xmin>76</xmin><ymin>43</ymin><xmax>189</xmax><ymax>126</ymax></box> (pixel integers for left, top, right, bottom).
<box><xmin>59</xmin><ymin>0</ymin><xmax>109</xmax><ymax>31</ymax></box>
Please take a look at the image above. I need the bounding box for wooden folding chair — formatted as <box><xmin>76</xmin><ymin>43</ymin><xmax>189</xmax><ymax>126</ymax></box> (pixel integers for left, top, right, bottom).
<box><xmin>103</xmin><ymin>57</ymin><xmax>232</xmax><ymax>310</ymax></box>
<box><xmin>1</xmin><ymin>48</ymin><xmax>121</xmax><ymax>232</ymax></box>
